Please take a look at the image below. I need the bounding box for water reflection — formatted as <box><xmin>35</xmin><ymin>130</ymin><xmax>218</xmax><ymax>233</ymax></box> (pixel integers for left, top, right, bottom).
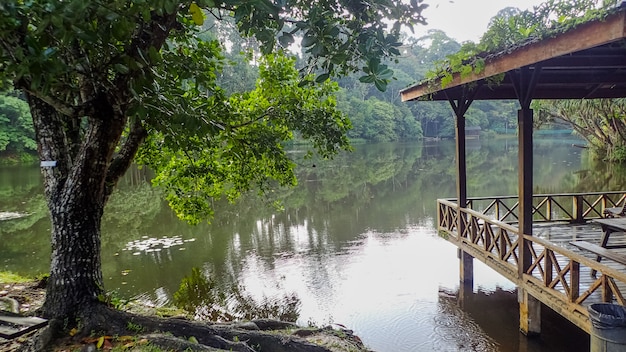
<box><xmin>0</xmin><ymin>138</ymin><xmax>619</xmax><ymax>351</ymax></box>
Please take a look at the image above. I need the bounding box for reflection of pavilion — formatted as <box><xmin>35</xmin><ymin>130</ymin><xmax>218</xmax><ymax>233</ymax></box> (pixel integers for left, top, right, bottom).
<box><xmin>465</xmin><ymin>137</ymin><xmax>481</xmax><ymax>152</ymax></box>
<box><xmin>401</xmin><ymin>5</ymin><xmax>626</xmax><ymax>341</ymax></box>
<box><xmin>465</xmin><ymin>126</ymin><xmax>481</xmax><ymax>140</ymax></box>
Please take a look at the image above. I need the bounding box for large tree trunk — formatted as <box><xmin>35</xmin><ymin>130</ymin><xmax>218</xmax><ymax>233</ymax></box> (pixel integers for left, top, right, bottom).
<box><xmin>43</xmin><ymin>198</ymin><xmax>105</xmax><ymax>318</ymax></box>
<box><xmin>28</xmin><ymin>93</ymin><xmax>128</xmax><ymax>319</ymax></box>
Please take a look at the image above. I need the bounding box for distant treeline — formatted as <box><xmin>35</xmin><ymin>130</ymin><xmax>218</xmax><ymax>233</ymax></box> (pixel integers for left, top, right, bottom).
<box><xmin>0</xmin><ymin>24</ymin><xmax>570</xmax><ymax>164</ymax></box>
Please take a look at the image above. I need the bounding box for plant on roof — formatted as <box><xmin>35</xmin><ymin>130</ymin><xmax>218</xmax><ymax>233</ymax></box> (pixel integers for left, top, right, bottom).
<box><xmin>426</xmin><ymin>0</ymin><xmax>618</xmax><ymax>88</ymax></box>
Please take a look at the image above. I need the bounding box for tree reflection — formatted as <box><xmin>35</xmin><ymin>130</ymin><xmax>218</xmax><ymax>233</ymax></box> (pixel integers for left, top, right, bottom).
<box><xmin>2</xmin><ymin>139</ymin><xmax>625</xmax><ymax>302</ymax></box>
<box><xmin>173</xmin><ymin>267</ymin><xmax>300</xmax><ymax>322</ymax></box>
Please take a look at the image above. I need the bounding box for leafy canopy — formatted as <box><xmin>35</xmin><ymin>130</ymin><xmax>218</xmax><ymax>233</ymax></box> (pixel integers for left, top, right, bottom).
<box><xmin>0</xmin><ymin>91</ymin><xmax>36</xmax><ymax>155</ymax></box>
<box><xmin>0</xmin><ymin>0</ymin><xmax>427</xmax><ymax>223</ymax></box>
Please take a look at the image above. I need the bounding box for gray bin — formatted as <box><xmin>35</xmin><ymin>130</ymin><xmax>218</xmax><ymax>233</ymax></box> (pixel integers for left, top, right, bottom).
<box><xmin>589</xmin><ymin>303</ymin><xmax>626</xmax><ymax>352</ymax></box>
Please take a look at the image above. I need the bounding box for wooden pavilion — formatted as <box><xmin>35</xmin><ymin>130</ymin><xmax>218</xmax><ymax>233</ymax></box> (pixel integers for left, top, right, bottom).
<box><xmin>401</xmin><ymin>5</ymin><xmax>626</xmax><ymax>338</ymax></box>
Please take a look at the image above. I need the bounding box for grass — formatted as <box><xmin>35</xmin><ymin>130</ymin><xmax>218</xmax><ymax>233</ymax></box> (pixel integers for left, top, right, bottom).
<box><xmin>0</xmin><ymin>271</ymin><xmax>32</xmax><ymax>284</ymax></box>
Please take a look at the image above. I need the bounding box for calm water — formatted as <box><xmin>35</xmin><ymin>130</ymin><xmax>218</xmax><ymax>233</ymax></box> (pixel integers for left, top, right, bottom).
<box><xmin>2</xmin><ymin>138</ymin><xmax>626</xmax><ymax>351</ymax></box>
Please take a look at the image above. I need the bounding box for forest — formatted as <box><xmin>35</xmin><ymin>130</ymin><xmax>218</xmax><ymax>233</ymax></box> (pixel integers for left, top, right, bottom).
<box><xmin>3</xmin><ymin>1</ymin><xmax>626</xmax><ymax>167</ymax></box>
<box><xmin>0</xmin><ymin>17</ymin><xmax>526</xmax><ymax>164</ymax></box>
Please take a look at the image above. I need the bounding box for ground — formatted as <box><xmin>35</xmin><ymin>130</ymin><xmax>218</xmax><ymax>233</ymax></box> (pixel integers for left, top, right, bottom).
<box><xmin>1</xmin><ymin>281</ymin><xmax>46</xmax><ymax>352</ymax></box>
<box><xmin>1</xmin><ymin>280</ymin><xmax>371</xmax><ymax>352</ymax></box>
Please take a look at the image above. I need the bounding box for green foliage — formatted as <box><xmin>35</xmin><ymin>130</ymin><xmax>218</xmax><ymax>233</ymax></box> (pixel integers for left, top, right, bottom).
<box><xmin>138</xmin><ymin>53</ymin><xmax>351</xmax><ymax>224</ymax></box>
<box><xmin>535</xmin><ymin>99</ymin><xmax>626</xmax><ymax>162</ymax></box>
<box><xmin>0</xmin><ymin>91</ymin><xmax>36</xmax><ymax>158</ymax></box>
<box><xmin>0</xmin><ymin>271</ymin><xmax>32</xmax><ymax>283</ymax></box>
<box><xmin>0</xmin><ymin>0</ymin><xmax>427</xmax><ymax>224</ymax></box>
<box><xmin>339</xmin><ymin>96</ymin><xmax>421</xmax><ymax>141</ymax></box>
<box><xmin>126</xmin><ymin>321</ymin><xmax>143</xmax><ymax>333</ymax></box>
<box><xmin>97</xmin><ymin>289</ymin><xmax>134</xmax><ymax>310</ymax></box>
<box><xmin>0</xmin><ymin>0</ymin><xmax>427</xmax><ymax>94</ymax></box>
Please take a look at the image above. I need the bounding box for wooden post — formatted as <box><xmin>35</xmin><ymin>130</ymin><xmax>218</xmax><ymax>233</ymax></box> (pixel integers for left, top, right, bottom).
<box><xmin>519</xmin><ymin>288</ymin><xmax>541</xmax><ymax>336</ymax></box>
<box><xmin>455</xmin><ymin>109</ymin><xmax>467</xmax><ymax>212</ymax></box>
<box><xmin>449</xmin><ymin>95</ymin><xmax>475</xmax><ymax>303</ymax></box>
<box><xmin>518</xmin><ymin>106</ymin><xmax>540</xmax><ymax>336</ymax></box>
<box><xmin>573</xmin><ymin>195</ymin><xmax>584</xmax><ymax>223</ymax></box>
<box><xmin>518</xmin><ymin>107</ymin><xmax>534</xmax><ymax>240</ymax></box>
<box><xmin>458</xmin><ymin>249</ymin><xmax>474</xmax><ymax>309</ymax></box>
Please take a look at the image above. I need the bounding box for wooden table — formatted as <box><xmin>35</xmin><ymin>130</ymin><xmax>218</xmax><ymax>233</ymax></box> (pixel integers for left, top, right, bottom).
<box><xmin>594</xmin><ymin>217</ymin><xmax>626</xmax><ymax>250</ymax></box>
<box><xmin>580</xmin><ymin>218</ymin><xmax>626</xmax><ymax>275</ymax></box>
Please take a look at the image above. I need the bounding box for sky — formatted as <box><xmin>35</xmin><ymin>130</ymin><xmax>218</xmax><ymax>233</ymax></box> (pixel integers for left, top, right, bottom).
<box><xmin>413</xmin><ymin>0</ymin><xmax>548</xmax><ymax>42</ymax></box>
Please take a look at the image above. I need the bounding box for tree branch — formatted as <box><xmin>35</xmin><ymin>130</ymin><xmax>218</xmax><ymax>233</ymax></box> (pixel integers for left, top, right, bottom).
<box><xmin>19</xmin><ymin>83</ymin><xmax>107</xmax><ymax>119</ymax></box>
<box><xmin>104</xmin><ymin>118</ymin><xmax>148</xmax><ymax>199</ymax></box>
<box><xmin>228</xmin><ymin>107</ymin><xmax>275</xmax><ymax>129</ymax></box>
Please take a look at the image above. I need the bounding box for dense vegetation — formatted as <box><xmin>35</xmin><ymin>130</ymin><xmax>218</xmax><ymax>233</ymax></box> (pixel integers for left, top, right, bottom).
<box><xmin>3</xmin><ymin>0</ymin><xmax>625</xmax><ymax>167</ymax></box>
<box><xmin>0</xmin><ymin>25</ymin><xmax>522</xmax><ymax>165</ymax></box>
<box><xmin>0</xmin><ymin>90</ymin><xmax>36</xmax><ymax>163</ymax></box>
<box><xmin>0</xmin><ymin>0</ymin><xmax>624</xmax><ymax>348</ymax></box>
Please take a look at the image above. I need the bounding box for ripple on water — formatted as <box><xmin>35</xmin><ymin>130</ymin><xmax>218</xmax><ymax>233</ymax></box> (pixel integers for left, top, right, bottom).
<box><xmin>431</xmin><ymin>295</ymin><xmax>500</xmax><ymax>352</ymax></box>
<box><xmin>354</xmin><ymin>300</ymin><xmax>443</xmax><ymax>352</ymax></box>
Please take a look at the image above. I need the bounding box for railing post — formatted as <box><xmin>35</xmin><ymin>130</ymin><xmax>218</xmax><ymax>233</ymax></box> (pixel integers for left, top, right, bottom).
<box><xmin>570</xmin><ymin>261</ymin><xmax>579</xmax><ymax>302</ymax></box>
<box><xmin>573</xmin><ymin>195</ymin><xmax>584</xmax><ymax>223</ymax></box>
<box><xmin>602</xmin><ymin>276</ymin><xmax>613</xmax><ymax>302</ymax></box>
<box><xmin>544</xmin><ymin>250</ymin><xmax>553</xmax><ymax>285</ymax></box>
<box><xmin>495</xmin><ymin>199</ymin><xmax>500</xmax><ymax>221</ymax></box>
<box><xmin>546</xmin><ymin>197</ymin><xmax>552</xmax><ymax>222</ymax></box>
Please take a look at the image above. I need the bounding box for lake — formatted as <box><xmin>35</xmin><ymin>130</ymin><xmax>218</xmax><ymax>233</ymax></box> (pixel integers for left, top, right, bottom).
<box><xmin>2</xmin><ymin>137</ymin><xmax>626</xmax><ymax>351</ymax></box>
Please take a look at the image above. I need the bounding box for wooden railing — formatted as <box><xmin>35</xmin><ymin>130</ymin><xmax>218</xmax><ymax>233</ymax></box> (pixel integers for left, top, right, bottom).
<box><xmin>438</xmin><ymin>196</ymin><xmax>626</xmax><ymax>333</ymax></box>
<box><xmin>453</xmin><ymin>191</ymin><xmax>626</xmax><ymax>223</ymax></box>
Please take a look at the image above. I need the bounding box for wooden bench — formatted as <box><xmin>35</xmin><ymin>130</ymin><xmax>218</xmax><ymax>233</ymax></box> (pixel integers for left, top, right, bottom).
<box><xmin>571</xmin><ymin>240</ymin><xmax>626</xmax><ymax>276</ymax></box>
<box><xmin>571</xmin><ymin>241</ymin><xmax>626</xmax><ymax>265</ymax></box>
<box><xmin>604</xmin><ymin>198</ymin><xmax>626</xmax><ymax>218</ymax></box>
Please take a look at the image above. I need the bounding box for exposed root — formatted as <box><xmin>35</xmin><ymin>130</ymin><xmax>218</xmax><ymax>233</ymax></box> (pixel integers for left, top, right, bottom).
<box><xmin>69</xmin><ymin>304</ymin><xmax>348</xmax><ymax>352</ymax></box>
<box><xmin>5</xmin><ymin>295</ymin><xmax>369</xmax><ymax>352</ymax></box>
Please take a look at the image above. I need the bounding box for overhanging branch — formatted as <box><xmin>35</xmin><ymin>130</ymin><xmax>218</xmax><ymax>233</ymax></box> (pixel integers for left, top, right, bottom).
<box><xmin>104</xmin><ymin>118</ymin><xmax>148</xmax><ymax>199</ymax></box>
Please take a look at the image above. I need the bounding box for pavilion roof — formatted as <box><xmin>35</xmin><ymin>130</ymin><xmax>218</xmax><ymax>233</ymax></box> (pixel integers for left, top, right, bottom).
<box><xmin>400</xmin><ymin>6</ymin><xmax>626</xmax><ymax>102</ymax></box>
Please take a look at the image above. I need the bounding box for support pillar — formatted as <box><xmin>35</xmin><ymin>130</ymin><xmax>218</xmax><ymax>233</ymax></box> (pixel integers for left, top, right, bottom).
<box><xmin>458</xmin><ymin>248</ymin><xmax>474</xmax><ymax>309</ymax></box>
<box><xmin>518</xmin><ymin>107</ymin><xmax>534</xmax><ymax>239</ymax></box>
<box><xmin>449</xmin><ymin>94</ymin><xmax>475</xmax><ymax>307</ymax></box>
<box><xmin>518</xmin><ymin>106</ymin><xmax>540</xmax><ymax>336</ymax></box>
<box><xmin>518</xmin><ymin>288</ymin><xmax>541</xmax><ymax>336</ymax></box>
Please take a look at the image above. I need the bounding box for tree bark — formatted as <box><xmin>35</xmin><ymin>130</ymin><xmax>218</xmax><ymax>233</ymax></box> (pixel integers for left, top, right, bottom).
<box><xmin>28</xmin><ymin>92</ymin><xmax>128</xmax><ymax>319</ymax></box>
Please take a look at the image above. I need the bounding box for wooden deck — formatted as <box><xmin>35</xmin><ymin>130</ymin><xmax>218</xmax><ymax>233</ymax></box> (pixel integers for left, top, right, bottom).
<box><xmin>438</xmin><ymin>192</ymin><xmax>626</xmax><ymax>335</ymax></box>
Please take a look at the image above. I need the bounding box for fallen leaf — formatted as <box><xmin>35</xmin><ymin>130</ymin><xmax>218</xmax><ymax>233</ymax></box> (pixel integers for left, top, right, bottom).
<box><xmin>103</xmin><ymin>339</ymin><xmax>113</xmax><ymax>349</ymax></box>
<box><xmin>97</xmin><ymin>336</ymin><xmax>105</xmax><ymax>349</ymax></box>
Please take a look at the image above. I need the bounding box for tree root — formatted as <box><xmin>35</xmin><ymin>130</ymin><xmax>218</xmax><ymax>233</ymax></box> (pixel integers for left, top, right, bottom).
<box><xmin>15</xmin><ymin>303</ymin><xmax>368</xmax><ymax>352</ymax></box>
<box><xmin>63</xmin><ymin>304</ymin><xmax>342</xmax><ymax>352</ymax></box>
